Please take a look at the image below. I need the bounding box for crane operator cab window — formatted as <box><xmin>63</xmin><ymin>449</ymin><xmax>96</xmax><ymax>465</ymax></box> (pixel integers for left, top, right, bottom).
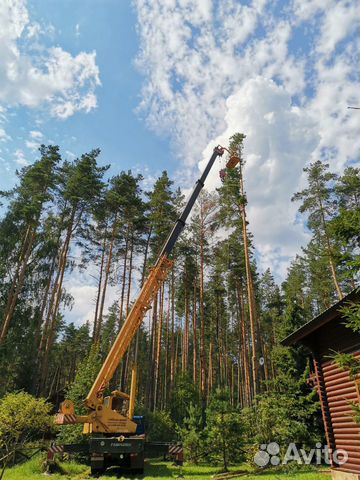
<box><xmin>111</xmin><ymin>396</ymin><xmax>129</xmax><ymax>416</ymax></box>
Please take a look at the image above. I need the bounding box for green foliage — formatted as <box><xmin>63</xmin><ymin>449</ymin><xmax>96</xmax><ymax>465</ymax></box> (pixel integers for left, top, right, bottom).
<box><xmin>340</xmin><ymin>301</ymin><xmax>360</xmax><ymax>333</ymax></box>
<box><xmin>334</xmin><ymin>351</ymin><xmax>360</xmax><ymax>379</ymax></box>
<box><xmin>0</xmin><ymin>145</ymin><xmax>61</xmax><ymax>224</ymax></box>
<box><xmin>229</xmin><ymin>132</ymin><xmax>246</xmax><ymax>159</ymax></box>
<box><xmin>135</xmin><ymin>406</ymin><xmax>177</xmax><ymax>442</ymax></box>
<box><xmin>180</xmin><ymin>389</ymin><xmax>243</xmax><ymax>471</ymax></box>
<box><xmin>147</xmin><ymin>170</ymin><xmax>176</xmax><ymax>256</ymax></box>
<box><xmin>242</xmin><ymin>352</ymin><xmax>322</xmax><ymax>457</ymax></box>
<box><xmin>0</xmin><ymin>392</ymin><xmax>53</xmax><ymax>452</ymax></box>
<box><xmin>170</xmin><ymin>373</ymin><xmax>200</xmax><ymax>426</ymax></box>
<box><xmin>291</xmin><ymin>160</ymin><xmax>337</xmax><ymax>231</ymax></box>
<box><xmin>57</xmin><ymin>345</ymin><xmax>102</xmax><ymax>444</ymax></box>
<box><xmin>178</xmin><ymin>403</ymin><xmax>206</xmax><ymax>464</ymax></box>
<box><xmin>64</xmin><ymin>345</ymin><xmax>102</xmax><ymax>412</ymax></box>
<box><xmin>204</xmin><ymin>389</ymin><xmax>243</xmax><ymax>471</ymax></box>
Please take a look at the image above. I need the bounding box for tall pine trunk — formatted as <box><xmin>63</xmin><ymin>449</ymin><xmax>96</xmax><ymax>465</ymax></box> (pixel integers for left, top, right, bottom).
<box><xmin>38</xmin><ymin>207</ymin><xmax>76</xmax><ymax>394</ymax></box>
<box><xmin>94</xmin><ymin>216</ymin><xmax>118</xmax><ymax>343</ymax></box>
<box><xmin>0</xmin><ymin>224</ymin><xmax>37</xmax><ymax>343</ymax></box>
<box><xmin>192</xmin><ymin>275</ymin><xmax>198</xmax><ymax>386</ymax></box>
<box><xmin>93</xmin><ymin>235</ymin><xmax>107</xmax><ymax>341</ymax></box>
<box><xmin>238</xmin><ymin>164</ymin><xmax>258</xmax><ymax>397</ymax></box>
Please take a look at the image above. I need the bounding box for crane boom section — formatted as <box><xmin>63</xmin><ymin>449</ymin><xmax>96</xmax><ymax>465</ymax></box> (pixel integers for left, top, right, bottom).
<box><xmin>160</xmin><ymin>146</ymin><xmax>224</xmax><ymax>256</ymax></box>
<box><xmin>85</xmin><ymin>254</ymin><xmax>173</xmax><ymax>409</ymax></box>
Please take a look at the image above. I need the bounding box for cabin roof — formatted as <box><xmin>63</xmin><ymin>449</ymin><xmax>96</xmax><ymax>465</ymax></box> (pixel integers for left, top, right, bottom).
<box><xmin>281</xmin><ymin>288</ymin><xmax>360</xmax><ymax>347</ymax></box>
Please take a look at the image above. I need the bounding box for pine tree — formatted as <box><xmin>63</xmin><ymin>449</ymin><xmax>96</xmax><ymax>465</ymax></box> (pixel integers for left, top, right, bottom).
<box><xmin>38</xmin><ymin>150</ymin><xmax>108</xmax><ymax>394</ymax></box>
<box><xmin>292</xmin><ymin>161</ymin><xmax>343</xmax><ymax>299</ymax></box>
<box><xmin>145</xmin><ymin>171</ymin><xmax>176</xmax><ymax>410</ymax></box>
<box><xmin>0</xmin><ymin>145</ymin><xmax>61</xmax><ymax>343</ymax></box>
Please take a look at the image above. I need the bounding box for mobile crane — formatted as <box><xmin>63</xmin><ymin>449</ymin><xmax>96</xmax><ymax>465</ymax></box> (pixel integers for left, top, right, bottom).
<box><xmin>52</xmin><ymin>145</ymin><xmax>240</xmax><ymax>475</ymax></box>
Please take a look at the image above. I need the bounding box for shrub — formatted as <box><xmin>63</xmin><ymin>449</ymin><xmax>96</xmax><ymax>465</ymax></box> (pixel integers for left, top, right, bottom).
<box><xmin>0</xmin><ymin>391</ymin><xmax>53</xmax><ymax>453</ymax></box>
<box><xmin>136</xmin><ymin>406</ymin><xmax>177</xmax><ymax>442</ymax></box>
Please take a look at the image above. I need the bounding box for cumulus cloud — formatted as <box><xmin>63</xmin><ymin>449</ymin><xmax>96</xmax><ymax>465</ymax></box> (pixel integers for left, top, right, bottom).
<box><xmin>135</xmin><ymin>0</ymin><xmax>305</xmax><ymax>163</ymax></box>
<box><xmin>65</xmin><ymin>268</ymin><xmax>119</xmax><ymax>327</ymax></box>
<box><xmin>0</xmin><ymin>0</ymin><xmax>100</xmax><ymax>119</ymax></box>
<box><xmin>134</xmin><ymin>0</ymin><xmax>360</xmax><ymax>278</ymax></box>
<box><xmin>14</xmin><ymin>148</ymin><xmax>28</xmax><ymax>166</ymax></box>
<box><xmin>29</xmin><ymin>130</ymin><xmax>43</xmax><ymax>139</ymax></box>
<box><xmin>0</xmin><ymin>127</ymin><xmax>11</xmax><ymax>142</ymax></box>
<box><xmin>200</xmin><ymin>77</ymin><xmax>317</xmax><ymax>278</ymax></box>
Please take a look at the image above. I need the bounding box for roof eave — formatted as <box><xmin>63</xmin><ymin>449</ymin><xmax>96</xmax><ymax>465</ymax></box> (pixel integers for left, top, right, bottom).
<box><xmin>281</xmin><ymin>288</ymin><xmax>360</xmax><ymax>347</ymax></box>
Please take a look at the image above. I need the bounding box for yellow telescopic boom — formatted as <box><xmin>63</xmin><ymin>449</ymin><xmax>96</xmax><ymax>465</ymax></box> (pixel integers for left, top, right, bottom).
<box><xmin>86</xmin><ymin>254</ymin><xmax>173</xmax><ymax>409</ymax></box>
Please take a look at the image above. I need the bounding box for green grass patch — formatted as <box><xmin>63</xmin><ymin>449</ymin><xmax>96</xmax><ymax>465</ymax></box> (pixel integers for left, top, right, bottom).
<box><xmin>2</xmin><ymin>457</ymin><xmax>330</xmax><ymax>480</ymax></box>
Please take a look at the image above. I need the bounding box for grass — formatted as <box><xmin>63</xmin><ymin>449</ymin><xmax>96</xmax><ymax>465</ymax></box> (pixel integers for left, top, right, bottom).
<box><xmin>2</xmin><ymin>456</ymin><xmax>330</xmax><ymax>480</ymax></box>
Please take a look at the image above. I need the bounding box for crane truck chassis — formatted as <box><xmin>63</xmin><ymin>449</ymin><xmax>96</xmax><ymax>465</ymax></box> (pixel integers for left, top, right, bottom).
<box><xmin>50</xmin><ymin>145</ymin><xmax>239</xmax><ymax>475</ymax></box>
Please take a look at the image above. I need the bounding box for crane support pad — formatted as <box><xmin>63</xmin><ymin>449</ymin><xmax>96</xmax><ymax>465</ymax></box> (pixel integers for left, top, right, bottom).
<box><xmin>48</xmin><ymin>443</ymin><xmax>89</xmax><ymax>455</ymax></box>
<box><xmin>54</xmin><ymin>413</ymin><xmax>78</xmax><ymax>425</ymax></box>
<box><xmin>145</xmin><ymin>442</ymin><xmax>184</xmax><ymax>464</ymax></box>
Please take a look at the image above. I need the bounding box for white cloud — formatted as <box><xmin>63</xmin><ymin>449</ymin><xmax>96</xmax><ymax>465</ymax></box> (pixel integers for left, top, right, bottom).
<box><xmin>0</xmin><ymin>0</ymin><xmax>101</xmax><ymax>119</ymax></box>
<box><xmin>134</xmin><ymin>0</ymin><xmax>360</xmax><ymax>279</ymax></box>
<box><xmin>25</xmin><ymin>129</ymin><xmax>43</xmax><ymax>150</ymax></box>
<box><xmin>315</xmin><ymin>1</ymin><xmax>359</xmax><ymax>56</ymax></box>
<box><xmin>135</xmin><ymin>0</ymin><xmax>271</xmax><ymax>163</ymax></box>
<box><xmin>134</xmin><ymin>1</ymin><xmax>311</xmax><ymax>168</ymax></box>
<box><xmin>65</xmin><ymin>267</ymin><xmax>120</xmax><ymax>327</ymax></box>
<box><xmin>14</xmin><ymin>148</ymin><xmax>28</xmax><ymax>166</ymax></box>
<box><xmin>25</xmin><ymin>139</ymin><xmax>39</xmax><ymax>150</ymax></box>
<box><xmin>29</xmin><ymin>130</ymin><xmax>43</xmax><ymax>139</ymax></box>
<box><xmin>0</xmin><ymin>128</ymin><xmax>11</xmax><ymax>142</ymax></box>
<box><xmin>66</xmin><ymin>284</ymin><xmax>97</xmax><ymax>326</ymax></box>
<box><xmin>65</xmin><ymin>150</ymin><xmax>76</xmax><ymax>159</ymax></box>
<box><xmin>200</xmin><ymin>77</ymin><xmax>316</xmax><ymax>279</ymax></box>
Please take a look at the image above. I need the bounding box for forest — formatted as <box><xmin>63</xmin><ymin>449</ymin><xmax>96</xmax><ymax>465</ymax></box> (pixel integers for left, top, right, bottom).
<box><xmin>0</xmin><ymin>137</ymin><xmax>359</xmax><ymax>478</ymax></box>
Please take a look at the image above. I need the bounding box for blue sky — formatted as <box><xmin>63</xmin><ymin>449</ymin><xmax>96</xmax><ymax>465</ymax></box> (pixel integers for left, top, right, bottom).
<box><xmin>0</xmin><ymin>1</ymin><xmax>173</xmax><ymax>192</ymax></box>
<box><xmin>0</xmin><ymin>0</ymin><xmax>359</xmax><ymax>322</ymax></box>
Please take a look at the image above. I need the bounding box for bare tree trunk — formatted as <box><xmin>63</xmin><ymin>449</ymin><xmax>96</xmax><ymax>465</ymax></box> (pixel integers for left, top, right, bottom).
<box><xmin>154</xmin><ymin>284</ymin><xmax>165</xmax><ymax>410</ymax></box>
<box><xmin>121</xmin><ymin>232</ymin><xmax>135</xmax><ymax>391</ymax></box>
<box><xmin>208</xmin><ymin>340</ymin><xmax>213</xmax><ymax>396</ymax></box>
<box><xmin>170</xmin><ymin>270</ymin><xmax>175</xmax><ymax>390</ymax></box>
<box><xmin>316</xmin><ymin>181</ymin><xmax>343</xmax><ymax>299</ymax></box>
<box><xmin>39</xmin><ymin>207</ymin><xmax>76</xmax><ymax>394</ymax></box>
<box><xmin>238</xmin><ymin>163</ymin><xmax>258</xmax><ymax>397</ymax></box>
<box><xmin>118</xmin><ymin>226</ymin><xmax>130</xmax><ymax>328</ymax></box>
<box><xmin>1</xmin><ymin>224</ymin><xmax>32</xmax><ymax>333</ymax></box>
<box><xmin>199</xmin><ymin>210</ymin><xmax>207</xmax><ymax>407</ymax></box>
<box><xmin>95</xmin><ymin>217</ymin><xmax>118</xmax><ymax>343</ymax></box>
<box><xmin>237</xmin><ymin>282</ymin><xmax>252</xmax><ymax>405</ymax></box>
<box><xmin>182</xmin><ymin>269</ymin><xmax>189</xmax><ymax>373</ymax></box>
<box><xmin>146</xmin><ymin>294</ymin><xmax>158</xmax><ymax>410</ymax></box>
<box><xmin>0</xmin><ymin>225</ymin><xmax>36</xmax><ymax>343</ymax></box>
<box><xmin>133</xmin><ymin>227</ymin><xmax>152</xmax><ymax>370</ymax></box>
<box><xmin>140</xmin><ymin>227</ymin><xmax>152</xmax><ymax>286</ymax></box>
<box><xmin>192</xmin><ymin>275</ymin><xmax>198</xmax><ymax>386</ymax></box>
<box><xmin>164</xmin><ymin>281</ymin><xmax>171</xmax><ymax>408</ymax></box>
<box><xmin>93</xmin><ymin>235</ymin><xmax>107</xmax><ymax>341</ymax></box>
